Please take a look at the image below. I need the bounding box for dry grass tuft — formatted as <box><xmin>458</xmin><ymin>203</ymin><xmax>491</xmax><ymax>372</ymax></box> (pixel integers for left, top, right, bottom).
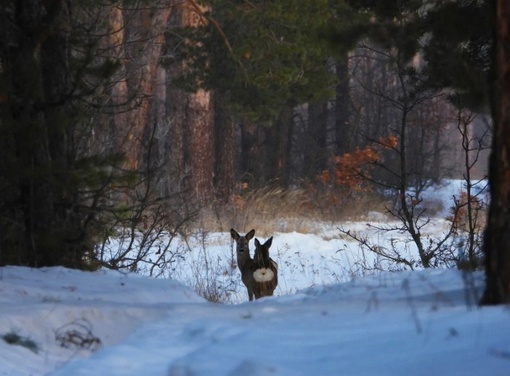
<box><xmin>194</xmin><ymin>187</ymin><xmax>392</xmax><ymax>236</ymax></box>
<box><xmin>197</xmin><ymin>187</ymin><xmax>316</xmax><ymax>236</ymax></box>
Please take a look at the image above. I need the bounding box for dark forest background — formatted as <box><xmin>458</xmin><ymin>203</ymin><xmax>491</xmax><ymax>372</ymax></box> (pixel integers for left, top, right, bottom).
<box><xmin>3</xmin><ymin>0</ymin><xmax>509</xmax><ymax>305</ymax></box>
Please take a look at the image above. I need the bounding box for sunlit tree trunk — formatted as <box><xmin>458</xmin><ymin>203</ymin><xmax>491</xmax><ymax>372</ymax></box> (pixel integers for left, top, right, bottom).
<box><xmin>481</xmin><ymin>0</ymin><xmax>510</xmax><ymax>305</ymax></box>
<box><xmin>187</xmin><ymin>89</ymin><xmax>215</xmax><ymax>201</ymax></box>
<box><xmin>166</xmin><ymin>61</ymin><xmax>188</xmax><ymax>192</ymax></box>
<box><xmin>120</xmin><ymin>5</ymin><xmax>172</xmax><ymax>171</ymax></box>
<box><xmin>107</xmin><ymin>4</ymin><xmax>130</xmax><ymax>154</ymax></box>
<box><xmin>160</xmin><ymin>1</ymin><xmax>216</xmax><ymax>201</ymax></box>
<box><xmin>179</xmin><ymin>2</ymin><xmax>216</xmax><ymax>202</ymax></box>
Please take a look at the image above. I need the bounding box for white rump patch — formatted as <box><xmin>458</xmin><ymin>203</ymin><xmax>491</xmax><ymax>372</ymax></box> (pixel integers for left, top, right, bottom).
<box><xmin>253</xmin><ymin>268</ymin><xmax>275</xmax><ymax>282</ymax></box>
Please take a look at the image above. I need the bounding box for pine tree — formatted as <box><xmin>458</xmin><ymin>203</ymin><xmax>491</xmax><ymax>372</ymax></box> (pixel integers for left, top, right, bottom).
<box><xmin>167</xmin><ymin>0</ymin><xmax>343</xmax><ymax>187</ymax></box>
<box><xmin>481</xmin><ymin>0</ymin><xmax>510</xmax><ymax>305</ymax></box>
<box><xmin>0</xmin><ymin>1</ymin><xmax>136</xmax><ymax>268</ymax></box>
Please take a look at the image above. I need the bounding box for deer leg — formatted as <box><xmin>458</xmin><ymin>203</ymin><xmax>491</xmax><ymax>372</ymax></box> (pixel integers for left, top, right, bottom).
<box><xmin>247</xmin><ymin>287</ymin><xmax>254</xmax><ymax>301</ymax></box>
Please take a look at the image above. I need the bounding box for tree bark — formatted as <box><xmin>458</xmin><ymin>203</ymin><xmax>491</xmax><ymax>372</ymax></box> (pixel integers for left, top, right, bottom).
<box><xmin>214</xmin><ymin>96</ymin><xmax>236</xmax><ymax>200</ymax></box>
<box><xmin>120</xmin><ymin>5</ymin><xmax>172</xmax><ymax>171</ymax></box>
<box><xmin>305</xmin><ymin>102</ymin><xmax>329</xmax><ymax>180</ymax></box>
<box><xmin>166</xmin><ymin>62</ymin><xmax>188</xmax><ymax>193</ymax></box>
<box><xmin>335</xmin><ymin>58</ymin><xmax>351</xmax><ymax>154</ymax></box>
<box><xmin>187</xmin><ymin>89</ymin><xmax>215</xmax><ymax>201</ymax></box>
<box><xmin>266</xmin><ymin>107</ymin><xmax>294</xmax><ymax>186</ymax></box>
<box><xmin>0</xmin><ymin>0</ymin><xmax>86</xmax><ymax>267</ymax></box>
<box><xmin>481</xmin><ymin>0</ymin><xmax>510</xmax><ymax>305</ymax></box>
<box><xmin>239</xmin><ymin>120</ymin><xmax>263</xmax><ymax>188</ymax></box>
<box><xmin>179</xmin><ymin>2</ymin><xmax>215</xmax><ymax>202</ymax></box>
<box><xmin>107</xmin><ymin>4</ymin><xmax>130</xmax><ymax>154</ymax></box>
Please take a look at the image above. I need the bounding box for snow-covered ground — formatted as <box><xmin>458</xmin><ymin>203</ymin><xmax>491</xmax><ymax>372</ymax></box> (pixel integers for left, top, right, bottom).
<box><xmin>1</xmin><ymin>265</ymin><xmax>509</xmax><ymax>376</ymax></box>
<box><xmin>2</xmin><ymin>179</ymin><xmax>507</xmax><ymax>376</ymax></box>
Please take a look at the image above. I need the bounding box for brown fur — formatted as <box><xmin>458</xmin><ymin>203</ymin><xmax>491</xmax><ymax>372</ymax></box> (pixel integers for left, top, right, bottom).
<box><xmin>252</xmin><ymin>237</ymin><xmax>278</xmax><ymax>299</ymax></box>
<box><xmin>230</xmin><ymin>228</ymin><xmax>257</xmax><ymax>301</ymax></box>
<box><xmin>230</xmin><ymin>229</ymin><xmax>278</xmax><ymax>301</ymax></box>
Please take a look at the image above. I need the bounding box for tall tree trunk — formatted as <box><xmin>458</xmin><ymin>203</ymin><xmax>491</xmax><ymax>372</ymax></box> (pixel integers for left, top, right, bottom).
<box><xmin>6</xmin><ymin>1</ymin><xmax>51</xmax><ymax>266</ymax></box>
<box><xmin>187</xmin><ymin>89</ymin><xmax>215</xmax><ymax>202</ymax></box>
<box><xmin>239</xmin><ymin>120</ymin><xmax>262</xmax><ymax>188</ymax></box>
<box><xmin>149</xmin><ymin>65</ymin><xmax>171</xmax><ymax>194</ymax></box>
<box><xmin>266</xmin><ymin>107</ymin><xmax>294</xmax><ymax>186</ymax></box>
<box><xmin>166</xmin><ymin>62</ymin><xmax>188</xmax><ymax>193</ymax></box>
<box><xmin>179</xmin><ymin>2</ymin><xmax>215</xmax><ymax>202</ymax></box>
<box><xmin>0</xmin><ymin>0</ymin><xmax>84</xmax><ymax>267</ymax></box>
<box><xmin>120</xmin><ymin>5</ymin><xmax>172</xmax><ymax>171</ymax></box>
<box><xmin>335</xmin><ymin>58</ymin><xmax>351</xmax><ymax>154</ymax></box>
<box><xmin>239</xmin><ymin>110</ymin><xmax>293</xmax><ymax>188</ymax></box>
<box><xmin>107</xmin><ymin>4</ymin><xmax>130</xmax><ymax>154</ymax></box>
<box><xmin>305</xmin><ymin>102</ymin><xmax>329</xmax><ymax>180</ymax></box>
<box><xmin>214</xmin><ymin>96</ymin><xmax>236</xmax><ymax>200</ymax></box>
<box><xmin>481</xmin><ymin>0</ymin><xmax>510</xmax><ymax>305</ymax></box>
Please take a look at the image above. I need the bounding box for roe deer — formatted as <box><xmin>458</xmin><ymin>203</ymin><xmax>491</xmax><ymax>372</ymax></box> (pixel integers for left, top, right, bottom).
<box><xmin>230</xmin><ymin>228</ymin><xmax>257</xmax><ymax>301</ymax></box>
<box><xmin>253</xmin><ymin>237</ymin><xmax>278</xmax><ymax>299</ymax></box>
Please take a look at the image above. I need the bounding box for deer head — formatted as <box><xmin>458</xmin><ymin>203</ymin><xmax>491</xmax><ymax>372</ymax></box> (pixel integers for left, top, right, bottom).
<box><xmin>230</xmin><ymin>228</ymin><xmax>256</xmax><ymax>301</ymax></box>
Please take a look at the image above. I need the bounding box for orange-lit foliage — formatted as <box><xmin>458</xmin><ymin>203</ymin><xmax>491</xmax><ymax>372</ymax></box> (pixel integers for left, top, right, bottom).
<box><xmin>319</xmin><ymin>136</ymin><xmax>398</xmax><ymax>192</ymax></box>
<box><xmin>377</xmin><ymin>135</ymin><xmax>398</xmax><ymax>149</ymax></box>
<box><xmin>232</xmin><ymin>194</ymin><xmax>245</xmax><ymax>210</ymax></box>
<box><xmin>448</xmin><ymin>191</ymin><xmax>484</xmax><ymax>233</ymax></box>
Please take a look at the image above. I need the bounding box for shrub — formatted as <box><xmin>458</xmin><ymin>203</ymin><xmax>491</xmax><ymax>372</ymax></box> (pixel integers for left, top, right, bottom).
<box><xmin>2</xmin><ymin>331</ymin><xmax>39</xmax><ymax>354</ymax></box>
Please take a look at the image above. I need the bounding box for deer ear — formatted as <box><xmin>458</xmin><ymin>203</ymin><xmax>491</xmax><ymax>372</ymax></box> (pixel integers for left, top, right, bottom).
<box><xmin>246</xmin><ymin>229</ymin><xmax>255</xmax><ymax>240</ymax></box>
<box><xmin>265</xmin><ymin>236</ymin><xmax>273</xmax><ymax>248</ymax></box>
<box><xmin>230</xmin><ymin>229</ymin><xmax>239</xmax><ymax>240</ymax></box>
<box><xmin>255</xmin><ymin>238</ymin><xmax>261</xmax><ymax>247</ymax></box>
